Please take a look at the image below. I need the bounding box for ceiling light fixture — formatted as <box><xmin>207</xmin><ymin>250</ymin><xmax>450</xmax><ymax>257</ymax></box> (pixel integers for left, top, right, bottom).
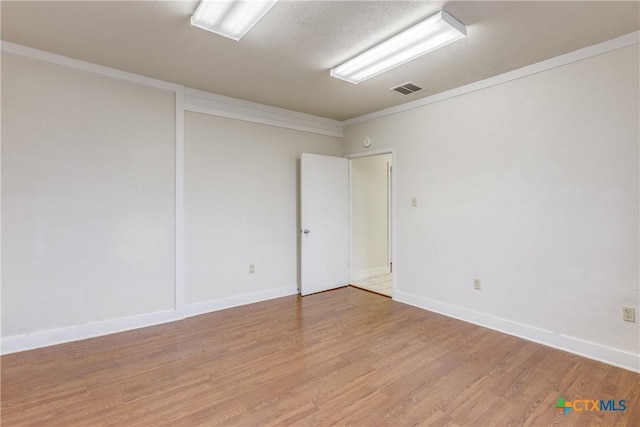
<box><xmin>191</xmin><ymin>0</ymin><xmax>278</xmax><ymax>41</ymax></box>
<box><xmin>330</xmin><ymin>10</ymin><xmax>467</xmax><ymax>84</ymax></box>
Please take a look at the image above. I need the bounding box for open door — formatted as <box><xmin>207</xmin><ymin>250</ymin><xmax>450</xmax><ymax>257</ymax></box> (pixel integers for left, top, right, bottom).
<box><xmin>300</xmin><ymin>153</ymin><xmax>349</xmax><ymax>296</ymax></box>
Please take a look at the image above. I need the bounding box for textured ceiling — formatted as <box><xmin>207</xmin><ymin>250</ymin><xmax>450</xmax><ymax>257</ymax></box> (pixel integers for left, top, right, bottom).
<box><xmin>2</xmin><ymin>1</ymin><xmax>638</xmax><ymax>121</ymax></box>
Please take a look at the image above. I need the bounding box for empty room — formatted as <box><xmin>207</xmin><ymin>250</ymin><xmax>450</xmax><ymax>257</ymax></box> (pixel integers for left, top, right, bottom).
<box><xmin>1</xmin><ymin>1</ymin><xmax>639</xmax><ymax>426</ymax></box>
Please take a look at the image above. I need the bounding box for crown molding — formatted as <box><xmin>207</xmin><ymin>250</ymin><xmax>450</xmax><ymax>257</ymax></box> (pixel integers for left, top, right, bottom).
<box><xmin>1</xmin><ymin>41</ymin><xmax>183</xmax><ymax>93</ymax></box>
<box><xmin>344</xmin><ymin>31</ymin><xmax>640</xmax><ymax>126</ymax></box>
<box><xmin>0</xmin><ymin>41</ymin><xmax>343</xmax><ymax>139</ymax></box>
<box><xmin>184</xmin><ymin>88</ymin><xmax>343</xmax><ymax>138</ymax></box>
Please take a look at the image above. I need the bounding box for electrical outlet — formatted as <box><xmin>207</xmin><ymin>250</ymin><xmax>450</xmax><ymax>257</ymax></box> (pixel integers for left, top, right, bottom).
<box><xmin>473</xmin><ymin>279</ymin><xmax>481</xmax><ymax>290</ymax></box>
<box><xmin>249</xmin><ymin>264</ymin><xmax>255</xmax><ymax>274</ymax></box>
<box><xmin>411</xmin><ymin>197</ymin><xmax>417</xmax><ymax>207</ymax></box>
<box><xmin>623</xmin><ymin>306</ymin><xmax>636</xmax><ymax>322</ymax></box>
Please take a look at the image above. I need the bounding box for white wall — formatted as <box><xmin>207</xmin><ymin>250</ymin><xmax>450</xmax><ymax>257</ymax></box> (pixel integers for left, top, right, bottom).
<box><xmin>183</xmin><ymin>113</ymin><xmax>343</xmax><ymax>309</ymax></box>
<box><xmin>3</xmin><ymin>37</ymin><xmax>638</xmax><ymax>372</ymax></box>
<box><xmin>344</xmin><ymin>45</ymin><xmax>639</xmax><ymax>369</ymax></box>
<box><xmin>1</xmin><ymin>47</ymin><xmax>343</xmax><ymax>351</ymax></box>
<box><xmin>1</xmin><ymin>52</ymin><xmax>176</xmax><ymax>337</ymax></box>
<box><xmin>350</xmin><ymin>154</ymin><xmax>391</xmax><ymax>280</ymax></box>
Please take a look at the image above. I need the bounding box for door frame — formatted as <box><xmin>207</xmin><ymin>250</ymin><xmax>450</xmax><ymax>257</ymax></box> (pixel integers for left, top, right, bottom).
<box><xmin>346</xmin><ymin>148</ymin><xmax>397</xmax><ymax>298</ymax></box>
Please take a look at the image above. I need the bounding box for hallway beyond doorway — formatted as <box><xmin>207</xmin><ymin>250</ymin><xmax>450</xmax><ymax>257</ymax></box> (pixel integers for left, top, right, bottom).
<box><xmin>351</xmin><ymin>273</ymin><xmax>392</xmax><ymax>297</ymax></box>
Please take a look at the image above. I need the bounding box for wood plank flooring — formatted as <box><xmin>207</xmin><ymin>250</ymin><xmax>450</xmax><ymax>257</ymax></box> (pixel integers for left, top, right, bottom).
<box><xmin>2</xmin><ymin>286</ymin><xmax>639</xmax><ymax>426</ymax></box>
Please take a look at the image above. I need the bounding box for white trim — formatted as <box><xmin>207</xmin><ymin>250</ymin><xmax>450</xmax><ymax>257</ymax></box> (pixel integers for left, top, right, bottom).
<box><xmin>2</xmin><ymin>32</ymin><xmax>636</xmax><ymax>370</ymax></box>
<box><xmin>183</xmin><ymin>286</ymin><xmax>298</xmax><ymax>318</ymax></box>
<box><xmin>175</xmin><ymin>88</ymin><xmax>185</xmax><ymax>320</ymax></box>
<box><xmin>0</xmin><ymin>41</ymin><xmax>183</xmax><ymax>93</ymax></box>
<box><xmin>1</xmin><ymin>310</ymin><xmax>177</xmax><ymax>355</ymax></box>
<box><xmin>347</xmin><ymin>148</ymin><xmax>396</xmax><ymax>159</ymax></box>
<box><xmin>0</xmin><ymin>285</ymin><xmax>299</xmax><ymax>354</ymax></box>
<box><xmin>0</xmin><ymin>49</ymin><xmax>3</xmax><ymax>344</ymax></box>
<box><xmin>351</xmin><ymin>266</ymin><xmax>391</xmax><ymax>282</ymax></box>
<box><xmin>4</xmin><ymin>31</ymin><xmax>637</xmax><ymax>133</ymax></box>
<box><xmin>346</xmin><ymin>148</ymin><xmax>397</xmax><ymax>299</ymax></box>
<box><xmin>184</xmin><ymin>88</ymin><xmax>343</xmax><ymax>138</ymax></box>
<box><xmin>0</xmin><ymin>41</ymin><xmax>341</xmax><ymax>139</ymax></box>
<box><xmin>348</xmin><ymin>159</ymin><xmax>353</xmax><ymax>291</ymax></box>
<box><xmin>344</xmin><ymin>31</ymin><xmax>640</xmax><ymax>126</ymax></box>
<box><xmin>395</xmin><ymin>291</ymin><xmax>640</xmax><ymax>373</ymax></box>
<box><xmin>0</xmin><ymin>41</ymin><xmax>323</xmax><ymax>356</ymax></box>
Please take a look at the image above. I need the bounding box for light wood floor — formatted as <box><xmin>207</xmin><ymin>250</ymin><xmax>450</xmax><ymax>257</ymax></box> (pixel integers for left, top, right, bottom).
<box><xmin>2</xmin><ymin>286</ymin><xmax>639</xmax><ymax>426</ymax></box>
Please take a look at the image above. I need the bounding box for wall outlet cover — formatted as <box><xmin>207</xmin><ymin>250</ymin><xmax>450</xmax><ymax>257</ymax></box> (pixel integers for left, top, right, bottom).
<box><xmin>623</xmin><ymin>306</ymin><xmax>636</xmax><ymax>322</ymax></box>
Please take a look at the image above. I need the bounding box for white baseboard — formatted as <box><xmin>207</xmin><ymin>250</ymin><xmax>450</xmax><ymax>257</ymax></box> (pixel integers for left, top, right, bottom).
<box><xmin>183</xmin><ymin>286</ymin><xmax>298</xmax><ymax>318</ymax></box>
<box><xmin>351</xmin><ymin>266</ymin><xmax>390</xmax><ymax>282</ymax></box>
<box><xmin>394</xmin><ymin>291</ymin><xmax>640</xmax><ymax>373</ymax></box>
<box><xmin>1</xmin><ymin>309</ymin><xmax>177</xmax><ymax>355</ymax></box>
<box><xmin>1</xmin><ymin>286</ymin><xmax>299</xmax><ymax>355</ymax></box>
<box><xmin>8</xmin><ymin>287</ymin><xmax>634</xmax><ymax>374</ymax></box>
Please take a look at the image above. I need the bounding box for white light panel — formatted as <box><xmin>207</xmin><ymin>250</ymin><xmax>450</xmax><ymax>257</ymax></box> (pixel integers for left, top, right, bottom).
<box><xmin>331</xmin><ymin>11</ymin><xmax>467</xmax><ymax>84</ymax></box>
<box><xmin>191</xmin><ymin>0</ymin><xmax>278</xmax><ymax>41</ymax></box>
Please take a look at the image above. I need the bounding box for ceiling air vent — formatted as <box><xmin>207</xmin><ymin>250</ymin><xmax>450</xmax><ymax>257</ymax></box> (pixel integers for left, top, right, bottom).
<box><xmin>392</xmin><ymin>82</ymin><xmax>423</xmax><ymax>95</ymax></box>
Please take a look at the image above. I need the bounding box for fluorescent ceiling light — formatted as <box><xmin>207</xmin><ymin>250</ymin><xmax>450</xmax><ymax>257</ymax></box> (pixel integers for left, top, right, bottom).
<box><xmin>191</xmin><ymin>0</ymin><xmax>278</xmax><ymax>41</ymax></box>
<box><xmin>331</xmin><ymin>10</ymin><xmax>467</xmax><ymax>84</ymax></box>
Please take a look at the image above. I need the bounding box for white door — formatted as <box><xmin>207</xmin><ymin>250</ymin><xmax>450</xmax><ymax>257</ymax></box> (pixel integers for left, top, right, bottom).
<box><xmin>300</xmin><ymin>153</ymin><xmax>349</xmax><ymax>296</ymax></box>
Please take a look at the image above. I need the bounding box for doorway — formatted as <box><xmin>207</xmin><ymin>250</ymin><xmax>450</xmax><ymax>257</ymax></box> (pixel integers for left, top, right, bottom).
<box><xmin>348</xmin><ymin>153</ymin><xmax>393</xmax><ymax>297</ymax></box>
